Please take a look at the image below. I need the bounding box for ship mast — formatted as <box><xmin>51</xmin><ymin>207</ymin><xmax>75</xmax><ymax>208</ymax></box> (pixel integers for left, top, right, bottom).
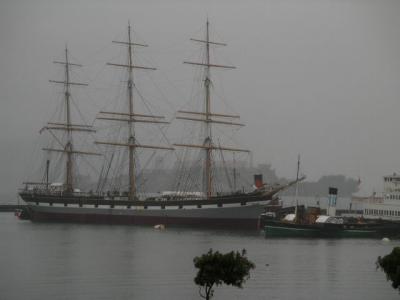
<box><xmin>175</xmin><ymin>20</ymin><xmax>249</xmax><ymax>199</ymax></box>
<box><xmin>43</xmin><ymin>47</ymin><xmax>99</xmax><ymax>192</ymax></box>
<box><xmin>95</xmin><ymin>23</ymin><xmax>173</xmax><ymax>201</ymax></box>
<box><xmin>64</xmin><ymin>47</ymin><xmax>73</xmax><ymax>192</ymax></box>
<box><xmin>294</xmin><ymin>154</ymin><xmax>300</xmax><ymax>221</ymax></box>
<box><xmin>204</xmin><ymin>20</ymin><xmax>212</xmax><ymax>198</ymax></box>
<box><xmin>295</xmin><ymin>154</ymin><xmax>300</xmax><ymax>206</ymax></box>
<box><xmin>127</xmin><ymin>24</ymin><xmax>136</xmax><ymax>200</ymax></box>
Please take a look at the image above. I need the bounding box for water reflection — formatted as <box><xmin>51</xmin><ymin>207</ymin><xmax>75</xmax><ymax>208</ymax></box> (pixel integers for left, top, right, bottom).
<box><xmin>0</xmin><ymin>214</ymin><xmax>398</xmax><ymax>300</ymax></box>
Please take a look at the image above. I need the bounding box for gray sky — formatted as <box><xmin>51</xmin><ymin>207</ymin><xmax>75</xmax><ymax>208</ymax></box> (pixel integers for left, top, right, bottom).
<box><xmin>1</xmin><ymin>0</ymin><xmax>400</xmax><ymax>200</ymax></box>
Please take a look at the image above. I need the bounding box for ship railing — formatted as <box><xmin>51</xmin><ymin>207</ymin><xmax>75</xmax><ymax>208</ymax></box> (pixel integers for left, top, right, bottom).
<box><xmin>18</xmin><ymin>188</ymin><xmax>103</xmax><ymax>197</ymax></box>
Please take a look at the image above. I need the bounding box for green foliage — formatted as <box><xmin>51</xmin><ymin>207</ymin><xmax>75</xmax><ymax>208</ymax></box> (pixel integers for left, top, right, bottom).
<box><xmin>377</xmin><ymin>247</ymin><xmax>400</xmax><ymax>291</ymax></box>
<box><xmin>193</xmin><ymin>249</ymin><xmax>255</xmax><ymax>300</ymax></box>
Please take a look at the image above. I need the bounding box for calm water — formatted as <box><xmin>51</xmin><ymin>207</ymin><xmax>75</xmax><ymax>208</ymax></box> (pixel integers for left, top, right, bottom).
<box><xmin>0</xmin><ymin>213</ymin><xmax>399</xmax><ymax>300</ymax></box>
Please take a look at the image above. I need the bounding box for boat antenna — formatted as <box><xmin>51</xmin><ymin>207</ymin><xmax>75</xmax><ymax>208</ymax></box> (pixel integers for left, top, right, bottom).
<box><xmin>295</xmin><ymin>154</ymin><xmax>300</xmax><ymax>204</ymax></box>
<box><xmin>233</xmin><ymin>153</ymin><xmax>237</xmax><ymax>192</ymax></box>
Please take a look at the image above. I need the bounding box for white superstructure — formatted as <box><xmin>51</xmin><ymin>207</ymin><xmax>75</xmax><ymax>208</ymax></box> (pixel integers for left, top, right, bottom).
<box><xmin>363</xmin><ymin>173</ymin><xmax>400</xmax><ymax>220</ymax></box>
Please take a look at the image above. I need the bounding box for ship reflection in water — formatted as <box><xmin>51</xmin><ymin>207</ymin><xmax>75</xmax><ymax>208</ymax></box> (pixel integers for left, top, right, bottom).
<box><xmin>1</xmin><ymin>214</ymin><xmax>398</xmax><ymax>300</ymax></box>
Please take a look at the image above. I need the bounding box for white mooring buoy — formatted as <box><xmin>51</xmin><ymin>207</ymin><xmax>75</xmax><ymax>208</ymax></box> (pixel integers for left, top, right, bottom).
<box><xmin>382</xmin><ymin>237</ymin><xmax>390</xmax><ymax>242</ymax></box>
<box><xmin>154</xmin><ymin>224</ymin><xmax>165</xmax><ymax>230</ymax></box>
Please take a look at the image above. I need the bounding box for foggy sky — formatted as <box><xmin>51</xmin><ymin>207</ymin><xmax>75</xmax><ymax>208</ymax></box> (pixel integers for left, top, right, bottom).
<box><xmin>1</xmin><ymin>0</ymin><xmax>400</xmax><ymax>201</ymax></box>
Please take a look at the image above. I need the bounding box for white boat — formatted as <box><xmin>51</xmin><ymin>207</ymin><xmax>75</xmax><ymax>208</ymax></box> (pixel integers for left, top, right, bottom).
<box><xmin>363</xmin><ymin>173</ymin><xmax>400</xmax><ymax>221</ymax></box>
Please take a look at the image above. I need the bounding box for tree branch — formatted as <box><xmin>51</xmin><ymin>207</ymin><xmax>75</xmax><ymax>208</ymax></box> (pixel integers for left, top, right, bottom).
<box><xmin>199</xmin><ymin>286</ymin><xmax>206</xmax><ymax>299</ymax></box>
<box><xmin>206</xmin><ymin>283</ymin><xmax>214</xmax><ymax>300</ymax></box>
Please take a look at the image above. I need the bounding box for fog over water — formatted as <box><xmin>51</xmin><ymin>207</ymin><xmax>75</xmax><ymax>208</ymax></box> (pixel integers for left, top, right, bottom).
<box><xmin>1</xmin><ymin>0</ymin><xmax>400</xmax><ymax>201</ymax></box>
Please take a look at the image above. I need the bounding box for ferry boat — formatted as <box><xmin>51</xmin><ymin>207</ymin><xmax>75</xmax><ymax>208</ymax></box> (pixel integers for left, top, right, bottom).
<box><xmin>363</xmin><ymin>173</ymin><xmax>400</xmax><ymax>221</ymax></box>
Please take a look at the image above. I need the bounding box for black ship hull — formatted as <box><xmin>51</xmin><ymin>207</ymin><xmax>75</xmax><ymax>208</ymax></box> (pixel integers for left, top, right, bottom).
<box><xmin>19</xmin><ymin>190</ymin><xmax>277</xmax><ymax>229</ymax></box>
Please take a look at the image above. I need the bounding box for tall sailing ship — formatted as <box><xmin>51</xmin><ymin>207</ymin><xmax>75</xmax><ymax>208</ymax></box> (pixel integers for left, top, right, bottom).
<box><xmin>18</xmin><ymin>22</ymin><xmax>300</xmax><ymax>229</ymax></box>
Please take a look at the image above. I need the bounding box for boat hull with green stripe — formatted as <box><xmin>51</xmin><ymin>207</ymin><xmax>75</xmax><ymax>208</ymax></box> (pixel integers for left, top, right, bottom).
<box><xmin>264</xmin><ymin>221</ymin><xmax>379</xmax><ymax>238</ymax></box>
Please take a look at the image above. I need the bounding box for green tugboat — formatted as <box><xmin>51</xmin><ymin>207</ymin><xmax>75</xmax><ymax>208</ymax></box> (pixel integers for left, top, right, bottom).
<box><xmin>263</xmin><ymin>186</ymin><xmax>400</xmax><ymax>238</ymax></box>
<box><xmin>264</xmin><ymin>214</ymin><xmax>379</xmax><ymax>238</ymax></box>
